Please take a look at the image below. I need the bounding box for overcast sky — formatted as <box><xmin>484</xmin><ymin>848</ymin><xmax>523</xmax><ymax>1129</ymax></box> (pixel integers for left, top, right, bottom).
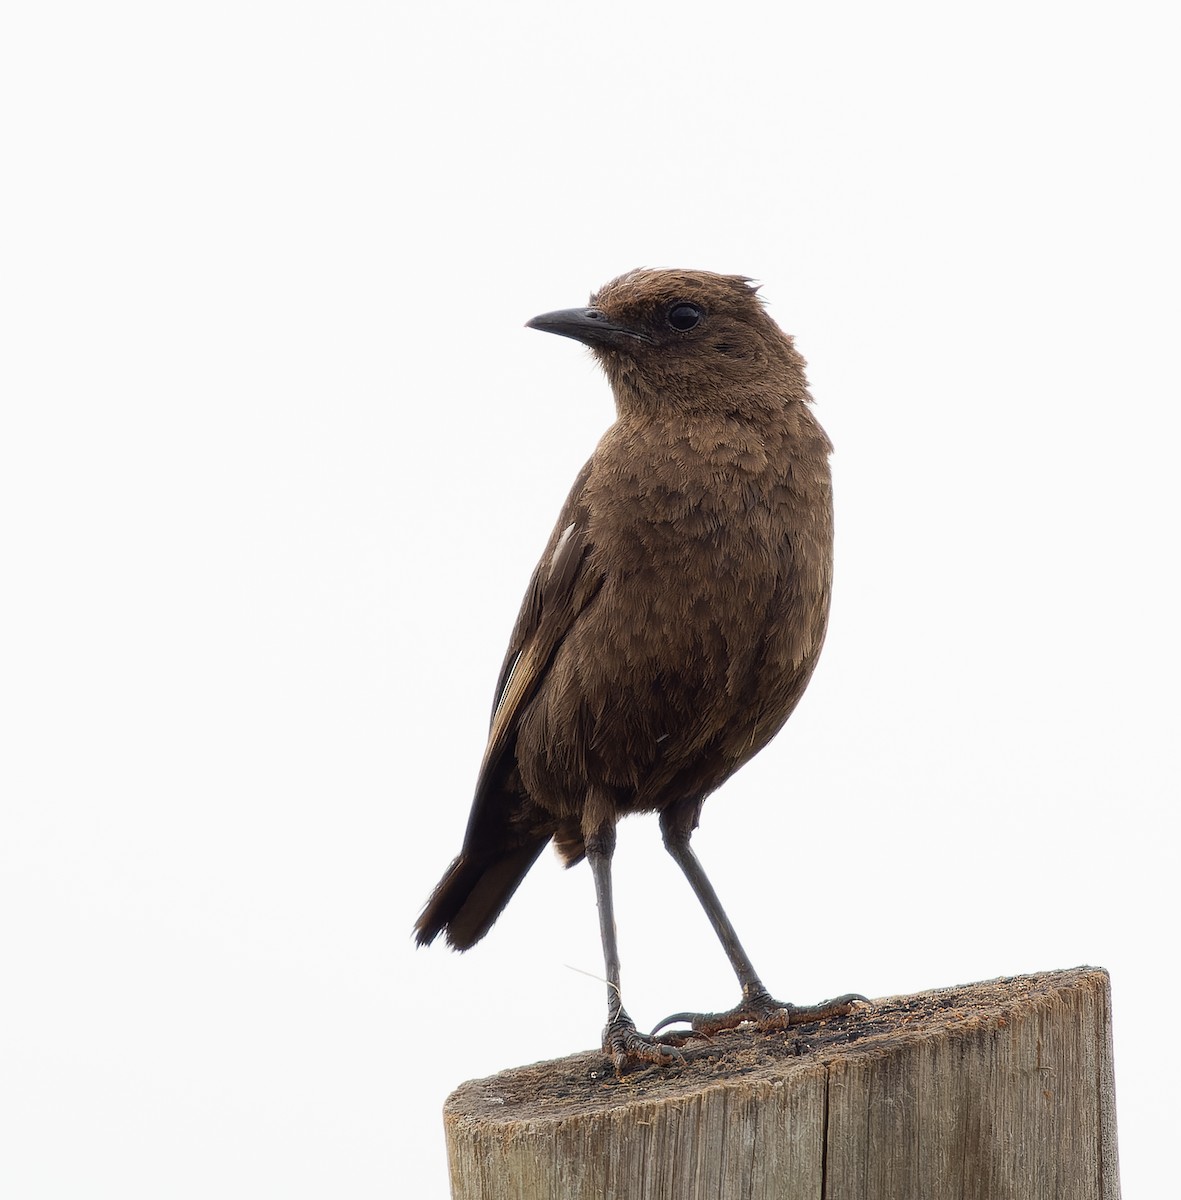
<box><xmin>2</xmin><ymin>2</ymin><xmax>1177</xmax><ymax>1196</ymax></box>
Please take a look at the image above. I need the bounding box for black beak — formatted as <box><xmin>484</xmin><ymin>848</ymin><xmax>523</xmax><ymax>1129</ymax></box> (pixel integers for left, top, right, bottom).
<box><xmin>526</xmin><ymin>307</ymin><xmax>648</xmax><ymax>350</ymax></box>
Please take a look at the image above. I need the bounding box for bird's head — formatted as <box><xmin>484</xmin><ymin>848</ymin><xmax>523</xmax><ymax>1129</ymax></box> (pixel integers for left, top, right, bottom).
<box><xmin>526</xmin><ymin>268</ymin><xmax>810</xmax><ymax>415</ymax></box>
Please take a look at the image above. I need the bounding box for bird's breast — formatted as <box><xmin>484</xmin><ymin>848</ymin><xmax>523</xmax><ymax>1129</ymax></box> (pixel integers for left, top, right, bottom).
<box><xmin>584</xmin><ymin>416</ymin><xmax>829</xmax><ymax>590</ymax></box>
<box><xmin>514</xmin><ymin>409</ymin><xmax>832</xmax><ymax>812</ymax></box>
<box><xmin>572</xmin><ymin>414</ymin><xmax>830</xmax><ymax>722</ymax></box>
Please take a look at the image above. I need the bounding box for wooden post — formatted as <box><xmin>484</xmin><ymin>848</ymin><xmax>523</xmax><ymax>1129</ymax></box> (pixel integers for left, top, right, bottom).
<box><xmin>443</xmin><ymin>967</ymin><xmax>1119</xmax><ymax>1199</ymax></box>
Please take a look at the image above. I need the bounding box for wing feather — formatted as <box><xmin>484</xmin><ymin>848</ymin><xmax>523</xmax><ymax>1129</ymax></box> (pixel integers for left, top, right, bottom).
<box><xmin>460</xmin><ymin>460</ymin><xmax>601</xmax><ymax>849</ymax></box>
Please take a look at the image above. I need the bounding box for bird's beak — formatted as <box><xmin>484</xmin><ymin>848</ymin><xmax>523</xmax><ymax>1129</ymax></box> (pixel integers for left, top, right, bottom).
<box><xmin>526</xmin><ymin>307</ymin><xmax>648</xmax><ymax>349</ymax></box>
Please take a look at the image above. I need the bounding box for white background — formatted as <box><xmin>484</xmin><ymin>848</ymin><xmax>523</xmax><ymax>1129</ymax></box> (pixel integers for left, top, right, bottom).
<box><xmin>2</xmin><ymin>2</ymin><xmax>1176</xmax><ymax>1195</ymax></box>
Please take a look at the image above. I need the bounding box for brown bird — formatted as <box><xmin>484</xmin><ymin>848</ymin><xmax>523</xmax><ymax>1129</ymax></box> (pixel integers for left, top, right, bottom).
<box><xmin>415</xmin><ymin>269</ymin><xmax>861</xmax><ymax>1070</ymax></box>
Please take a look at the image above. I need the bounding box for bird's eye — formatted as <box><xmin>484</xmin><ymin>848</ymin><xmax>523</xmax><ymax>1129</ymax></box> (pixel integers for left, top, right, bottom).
<box><xmin>667</xmin><ymin>303</ymin><xmax>703</xmax><ymax>332</ymax></box>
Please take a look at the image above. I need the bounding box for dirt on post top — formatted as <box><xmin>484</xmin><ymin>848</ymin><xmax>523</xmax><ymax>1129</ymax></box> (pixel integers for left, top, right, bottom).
<box><xmin>445</xmin><ymin>967</ymin><xmax>1108</xmax><ymax>1124</ymax></box>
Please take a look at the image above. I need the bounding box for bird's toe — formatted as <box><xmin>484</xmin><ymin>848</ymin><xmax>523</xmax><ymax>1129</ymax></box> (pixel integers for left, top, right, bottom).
<box><xmin>652</xmin><ymin>990</ymin><xmax>870</xmax><ymax>1038</ymax></box>
<box><xmin>604</xmin><ymin>1012</ymin><xmax>684</xmax><ymax>1076</ymax></box>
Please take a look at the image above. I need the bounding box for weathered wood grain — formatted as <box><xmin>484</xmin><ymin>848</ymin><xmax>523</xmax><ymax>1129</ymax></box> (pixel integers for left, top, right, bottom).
<box><xmin>444</xmin><ymin>967</ymin><xmax>1120</xmax><ymax>1200</ymax></box>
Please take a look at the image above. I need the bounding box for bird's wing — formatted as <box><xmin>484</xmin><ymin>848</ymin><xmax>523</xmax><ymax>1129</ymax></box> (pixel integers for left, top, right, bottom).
<box><xmin>460</xmin><ymin>459</ymin><xmax>601</xmax><ymax>848</ymax></box>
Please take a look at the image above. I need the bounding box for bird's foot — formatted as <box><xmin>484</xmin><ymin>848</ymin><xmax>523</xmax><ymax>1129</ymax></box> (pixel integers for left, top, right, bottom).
<box><xmin>651</xmin><ymin>987</ymin><xmax>870</xmax><ymax>1038</ymax></box>
<box><xmin>604</xmin><ymin>1009</ymin><xmax>684</xmax><ymax>1077</ymax></box>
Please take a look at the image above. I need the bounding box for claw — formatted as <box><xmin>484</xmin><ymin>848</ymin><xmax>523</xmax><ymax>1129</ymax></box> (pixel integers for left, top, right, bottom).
<box><xmin>650</xmin><ymin>1011</ymin><xmax>700</xmax><ymax>1036</ymax></box>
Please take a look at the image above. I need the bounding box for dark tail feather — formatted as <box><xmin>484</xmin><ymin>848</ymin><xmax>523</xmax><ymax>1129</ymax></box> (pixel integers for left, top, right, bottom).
<box><xmin>414</xmin><ymin>838</ymin><xmax>548</xmax><ymax>951</ymax></box>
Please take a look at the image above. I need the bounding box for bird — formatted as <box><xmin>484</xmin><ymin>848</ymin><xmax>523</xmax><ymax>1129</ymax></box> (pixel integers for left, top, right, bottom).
<box><xmin>414</xmin><ymin>268</ymin><xmax>861</xmax><ymax>1071</ymax></box>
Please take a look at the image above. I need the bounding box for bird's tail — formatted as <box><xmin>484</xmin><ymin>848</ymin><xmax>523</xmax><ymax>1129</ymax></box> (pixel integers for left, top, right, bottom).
<box><xmin>414</xmin><ymin>838</ymin><xmax>548</xmax><ymax>951</ymax></box>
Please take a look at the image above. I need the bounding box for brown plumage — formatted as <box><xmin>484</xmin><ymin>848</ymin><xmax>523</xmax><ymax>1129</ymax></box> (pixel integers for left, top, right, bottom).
<box><xmin>415</xmin><ymin>269</ymin><xmax>861</xmax><ymax>1070</ymax></box>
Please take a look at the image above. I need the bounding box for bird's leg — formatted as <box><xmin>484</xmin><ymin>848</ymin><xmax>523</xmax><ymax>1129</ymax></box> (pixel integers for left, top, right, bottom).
<box><xmin>583</xmin><ymin>811</ymin><xmax>680</xmax><ymax>1074</ymax></box>
<box><xmin>651</xmin><ymin>808</ymin><xmax>866</xmax><ymax>1037</ymax></box>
